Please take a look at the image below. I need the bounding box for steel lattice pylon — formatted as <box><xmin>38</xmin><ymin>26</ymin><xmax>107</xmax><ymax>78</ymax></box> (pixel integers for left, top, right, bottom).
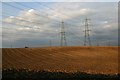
<box><xmin>83</xmin><ymin>18</ymin><xmax>92</xmax><ymax>46</ymax></box>
<box><xmin>60</xmin><ymin>20</ymin><xmax>67</xmax><ymax>46</ymax></box>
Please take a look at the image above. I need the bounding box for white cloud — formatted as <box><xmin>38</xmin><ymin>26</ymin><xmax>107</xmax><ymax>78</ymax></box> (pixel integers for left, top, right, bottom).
<box><xmin>3</xmin><ymin>3</ymin><xmax>96</xmax><ymax>27</ymax></box>
<box><xmin>2</xmin><ymin>2</ymin><xmax>118</xmax><ymax>47</ymax></box>
<box><xmin>47</xmin><ymin>3</ymin><xmax>95</xmax><ymax>21</ymax></box>
<box><xmin>17</xmin><ymin>27</ymin><xmax>31</xmax><ymax>31</ymax></box>
<box><xmin>103</xmin><ymin>24</ymin><xmax>111</xmax><ymax>28</ymax></box>
<box><xmin>103</xmin><ymin>21</ymin><xmax>108</xmax><ymax>24</ymax></box>
<box><xmin>28</xmin><ymin>9</ymin><xmax>34</xmax><ymax>12</ymax></box>
<box><xmin>3</xmin><ymin>8</ymin><xmax>51</xmax><ymax>27</ymax></box>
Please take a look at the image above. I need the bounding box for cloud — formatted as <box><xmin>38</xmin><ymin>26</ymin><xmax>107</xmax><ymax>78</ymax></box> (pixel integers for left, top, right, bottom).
<box><xmin>47</xmin><ymin>3</ymin><xmax>95</xmax><ymax>21</ymax></box>
<box><xmin>2</xmin><ymin>0</ymin><xmax>119</xmax><ymax>2</ymax></box>
<box><xmin>2</xmin><ymin>2</ymin><xmax>118</xmax><ymax>47</ymax></box>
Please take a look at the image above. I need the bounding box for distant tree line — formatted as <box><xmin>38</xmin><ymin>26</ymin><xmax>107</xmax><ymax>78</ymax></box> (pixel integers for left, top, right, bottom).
<box><xmin>2</xmin><ymin>68</ymin><xmax>119</xmax><ymax>80</ymax></box>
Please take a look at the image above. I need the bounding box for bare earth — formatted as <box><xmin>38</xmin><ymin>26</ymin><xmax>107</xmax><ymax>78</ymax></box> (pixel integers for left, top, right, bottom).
<box><xmin>2</xmin><ymin>46</ymin><xmax>118</xmax><ymax>74</ymax></box>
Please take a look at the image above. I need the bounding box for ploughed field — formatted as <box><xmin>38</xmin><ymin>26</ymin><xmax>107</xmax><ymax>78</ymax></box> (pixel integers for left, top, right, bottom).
<box><xmin>2</xmin><ymin>46</ymin><xmax>118</xmax><ymax>74</ymax></box>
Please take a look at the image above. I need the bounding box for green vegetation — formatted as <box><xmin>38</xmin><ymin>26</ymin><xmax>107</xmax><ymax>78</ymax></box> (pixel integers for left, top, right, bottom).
<box><xmin>2</xmin><ymin>69</ymin><xmax>119</xmax><ymax>80</ymax></box>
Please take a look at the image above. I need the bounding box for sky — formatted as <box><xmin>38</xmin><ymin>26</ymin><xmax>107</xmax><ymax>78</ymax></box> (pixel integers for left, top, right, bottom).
<box><xmin>1</xmin><ymin>0</ymin><xmax>120</xmax><ymax>2</ymax></box>
<box><xmin>1</xmin><ymin>1</ymin><xmax>119</xmax><ymax>48</ymax></box>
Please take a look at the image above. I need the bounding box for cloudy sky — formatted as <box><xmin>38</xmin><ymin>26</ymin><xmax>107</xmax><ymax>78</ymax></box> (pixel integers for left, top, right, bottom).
<box><xmin>1</xmin><ymin>1</ymin><xmax>119</xmax><ymax>48</ymax></box>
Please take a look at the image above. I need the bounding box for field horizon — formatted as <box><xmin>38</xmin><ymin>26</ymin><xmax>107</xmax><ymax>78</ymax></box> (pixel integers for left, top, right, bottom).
<box><xmin>2</xmin><ymin>46</ymin><xmax>119</xmax><ymax>75</ymax></box>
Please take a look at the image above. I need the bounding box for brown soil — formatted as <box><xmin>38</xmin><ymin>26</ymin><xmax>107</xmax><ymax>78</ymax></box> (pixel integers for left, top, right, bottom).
<box><xmin>2</xmin><ymin>46</ymin><xmax>118</xmax><ymax>74</ymax></box>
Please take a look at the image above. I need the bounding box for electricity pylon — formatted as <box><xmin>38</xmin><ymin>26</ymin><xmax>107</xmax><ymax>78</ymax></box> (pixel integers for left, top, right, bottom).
<box><xmin>25</xmin><ymin>41</ymin><xmax>29</xmax><ymax>48</ymax></box>
<box><xmin>49</xmin><ymin>40</ymin><xmax>52</xmax><ymax>47</ymax></box>
<box><xmin>83</xmin><ymin>18</ymin><xmax>92</xmax><ymax>46</ymax></box>
<box><xmin>60</xmin><ymin>20</ymin><xmax>67</xmax><ymax>46</ymax></box>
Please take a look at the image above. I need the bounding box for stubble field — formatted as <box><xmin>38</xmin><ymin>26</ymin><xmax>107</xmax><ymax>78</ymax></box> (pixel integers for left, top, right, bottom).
<box><xmin>2</xmin><ymin>46</ymin><xmax>118</xmax><ymax>74</ymax></box>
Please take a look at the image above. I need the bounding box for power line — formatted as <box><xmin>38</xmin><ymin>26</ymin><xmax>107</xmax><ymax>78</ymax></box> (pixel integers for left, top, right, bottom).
<box><xmin>3</xmin><ymin>2</ymin><xmax>49</xmax><ymax>20</ymax></box>
<box><xmin>1</xmin><ymin>16</ymin><xmax>59</xmax><ymax>33</ymax></box>
<box><xmin>25</xmin><ymin>41</ymin><xmax>29</xmax><ymax>48</ymax></box>
<box><xmin>3</xmin><ymin>2</ymin><xmax>59</xmax><ymax>23</ymax></box>
<box><xmin>60</xmin><ymin>20</ymin><xmax>67</xmax><ymax>46</ymax></box>
<box><xmin>49</xmin><ymin>40</ymin><xmax>52</xmax><ymax>47</ymax></box>
<box><xmin>12</xmin><ymin>1</ymin><xmax>82</xmax><ymax>27</ymax></box>
<box><xmin>3</xmin><ymin>2</ymin><xmax>24</xmax><ymax>11</ymax></box>
<box><xmin>2</xmin><ymin>2</ymin><xmax>96</xmax><ymax>47</ymax></box>
<box><xmin>2</xmin><ymin>13</ymin><xmax>45</xmax><ymax>26</ymax></box>
<box><xmin>13</xmin><ymin>1</ymin><xmax>81</xmax><ymax>26</ymax></box>
<box><xmin>2</xmin><ymin>2</ymin><xmax>81</xmax><ymax>47</ymax></box>
<box><xmin>35</xmin><ymin>2</ymin><xmax>81</xmax><ymax>23</ymax></box>
<box><xmin>3</xmin><ymin>2</ymin><xmax>82</xmax><ymax>32</ymax></box>
<box><xmin>1</xmin><ymin>15</ymin><xmax>35</xmax><ymax>30</ymax></box>
<box><xmin>83</xmin><ymin>18</ymin><xmax>92</xmax><ymax>46</ymax></box>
